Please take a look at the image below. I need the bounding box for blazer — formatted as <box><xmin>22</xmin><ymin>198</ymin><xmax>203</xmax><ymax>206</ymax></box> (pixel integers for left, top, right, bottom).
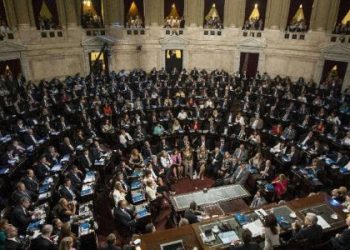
<box><xmin>184</xmin><ymin>209</ymin><xmax>199</xmax><ymax>224</ymax></box>
<box><xmin>233</xmin><ymin>148</ymin><xmax>248</xmax><ymax>162</ymax></box>
<box><xmin>30</xmin><ymin>235</ymin><xmax>57</xmax><ymax>250</ymax></box>
<box><xmin>113</xmin><ymin>207</ymin><xmax>136</xmax><ymax>235</ymax></box>
<box><xmin>5</xmin><ymin>239</ymin><xmax>23</xmax><ymax>250</ymax></box>
<box><xmin>34</xmin><ymin>163</ymin><xmax>51</xmax><ymax>180</ymax></box>
<box><xmin>293</xmin><ymin>224</ymin><xmax>323</xmax><ymax>243</ymax></box>
<box><xmin>60</xmin><ymin>186</ymin><xmax>77</xmax><ymax>201</ymax></box>
<box><xmin>231</xmin><ymin>167</ymin><xmax>250</xmax><ymax>185</ymax></box>
<box><xmin>229</xmin><ymin>242</ymin><xmax>261</xmax><ymax>250</ymax></box>
<box><xmin>23</xmin><ymin>177</ymin><xmax>39</xmax><ymax>193</ymax></box>
<box><xmin>11</xmin><ymin>205</ymin><xmax>32</xmax><ymax>235</ymax></box>
<box><xmin>23</xmin><ymin>133</ymin><xmax>38</xmax><ymax>147</ymax></box>
<box><xmin>331</xmin><ymin>228</ymin><xmax>350</xmax><ymax>250</ymax></box>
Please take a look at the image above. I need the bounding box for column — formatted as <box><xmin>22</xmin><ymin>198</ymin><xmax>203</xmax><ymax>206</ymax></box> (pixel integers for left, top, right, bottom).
<box><xmin>13</xmin><ymin>0</ymin><xmax>31</xmax><ymax>29</ymax></box>
<box><xmin>197</xmin><ymin>0</ymin><xmax>204</xmax><ymax>27</ymax></box>
<box><xmin>266</xmin><ymin>0</ymin><xmax>290</xmax><ymax>30</ymax></box>
<box><xmin>185</xmin><ymin>0</ymin><xmax>203</xmax><ymax>27</ymax></box>
<box><xmin>144</xmin><ymin>0</ymin><xmax>162</xmax><ymax>26</ymax></box>
<box><xmin>106</xmin><ymin>0</ymin><xmax>124</xmax><ymax>26</ymax></box>
<box><xmin>231</xmin><ymin>0</ymin><xmax>246</xmax><ymax>29</ymax></box>
<box><xmin>64</xmin><ymin>0</ymin><xmax>78</xmax><ymax>27</ymax></box>
<box><xmin>3</xmin><ymin>0</ymin><xmax>17</xmax><ymax>28</ymax></box>
<box><xmin>56</xmin><ymin>0</ymin><xmax>66</xmax><ymax>27</ymax></box>
<box><xmin>326</xmin><ymin>0</ymin><xmax>340</xmax><ymax>32</ymax></box>
<box><xmin>223</xmin><ymin>0</ymin><xmax>235</xmax><ymax>28</ymax></box>
<box><xmin>311</xmin><ymin>0</ymin><xmax>333</xmax><ymax>31</ymax></box>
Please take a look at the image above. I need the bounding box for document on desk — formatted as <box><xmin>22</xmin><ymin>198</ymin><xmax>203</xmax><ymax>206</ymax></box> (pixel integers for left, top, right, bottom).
<box><xmin>218</xmin><ymin>231</ymin><xmax>240</xmax><ymax>244</ymax></box>
<box><xmin>316</xmin><ymin>215</ymin><xmax>331</xmax><ymax>229</ymax></box>
<box><xmin>242</xmin><ymin>219</ymin><xmax>264</xmax><ymax>237</ymax></box>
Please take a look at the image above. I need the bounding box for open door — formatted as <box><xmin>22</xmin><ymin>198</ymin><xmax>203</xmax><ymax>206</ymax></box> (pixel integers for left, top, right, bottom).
<box><xmin>239</xmin><ymin>52</ymin><xmax>259</xmax><ymax>78</ymax></box>
<box><xmin>89</xmin><ymin>51</ymin><xmax>109</xmax><ymax>74</ymax></box>
<box><xmin>321</xmin><ymin>60</ymin><xmax>348</xmax><ymax>89</ymax></box>
<box><xmin>165</xmin><ymin>49</ymin><xmax>183</xmax><ymax>73</ymax></box>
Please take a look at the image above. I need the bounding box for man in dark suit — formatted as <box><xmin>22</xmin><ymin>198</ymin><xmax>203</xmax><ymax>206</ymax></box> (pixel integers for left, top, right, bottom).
<box><xmin>11</xmin><ymin>198</ymin><xmax>33</xmax><ymax>235</ymax></box>
<box><xmin>229</xmin><ymin>229</ymin><xmax>261</xmax><ymax>250</ymax></box>
<box><xmin>60</xmin><ymin>178</ymin><xmax>77</xmax><ymax>201</ymax></box>
<box><xmin>30</xmin><ymin>224</ymin><xmax>57</xmax><ymax>250</ymax></box>
<box><xmin>59</xmin><ymin>137</ymin><xmax>75</xmax><ymax>156</ymax></box>
<box><xmin>208</xmin><ymin>147</ymin><xmax>223</xmax><ymax>176</ymax></box>
<box><xmin>23</xmin><ymin>129</ymin><xmax>39</xmax><ymax>147</ymax></box>
<box><xmin>225</xmin><ymin>163</ymin><xmax>250</xmax><ymax>186</ymax></box>
<box><xmin>67</xmin><ymin>165</ymin><xmax>83</xmax><ymax>190</ymax></box>
<box><xmin>22</xmin><ymin>169</ymin><xmax>39</xmax><ymax>195</ymax></box>
<box><xmin>34</xmin><ymin>155</ymin><xmax>51</xmax><ymax>181</ymax></box>
<box><xmin>233</xmin><ymin>144</ymin><xmax>248</xmax><ymax>163</ymax></box>
<box><xmin>11</xmin><ymin>182</ymin><xmax>32</xmax><ymax>204</ymax></box>
<box><xmin>5</xmin><ymin>224</ymin><xmax>24</xmax><ymax>250</ymax></box>
<box><xmin>79</xmin><ymin>148</ymin><xmax>94</xmax><ymax>170</ymax></box>
<box><xmin>331</xmin><ymin>215</ymin><xmax>350</xmax><ymax>250</ymax></box>
<box><xmin>292</xmin><ymin>212</ymin><xmax>323</xmax><ymax>244</ymax></box>
<box><xmin>184</xmin><ymin>201</ymin><xmax>204</xmax><ymax>224</ymax></box>
<box><xmin>113</xmin><ymin>200</ymin><xmax>139</xmax><ymax>236</ymax></box>
<box><xmin>298</xmin><ymin>131</ymin><xmax>314</xmax><ymax>148</ymax></box>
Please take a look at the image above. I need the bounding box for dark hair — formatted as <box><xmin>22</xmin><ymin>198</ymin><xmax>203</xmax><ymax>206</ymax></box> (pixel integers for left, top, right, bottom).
<box><xmin>264</xmin><ymin>214</ymin><xmax>278</xmax><ymax>235</ymax></box>
<box><xmin>241</xmin><ymin>229</ymin><xmax>253</xmax><ymax>245</ymax></box>
<box><xmin>189</xmin><ymin>201</ymin><xmax>197</xmax><ymax>210</ymax></box>
<box><xmin>145</xmin><ymin>223</ymin><xmax>155</xmax><ymax>233</ymax></box>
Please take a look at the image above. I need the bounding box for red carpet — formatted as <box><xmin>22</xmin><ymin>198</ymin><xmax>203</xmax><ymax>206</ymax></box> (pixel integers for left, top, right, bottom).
<box><xmin>171</xmin><ymin>177</ymin><xmax>215</xmax><ymax>194</ymax></box>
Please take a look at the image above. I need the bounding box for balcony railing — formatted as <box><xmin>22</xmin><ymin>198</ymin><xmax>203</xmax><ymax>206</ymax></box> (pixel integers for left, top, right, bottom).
<box><xmin>0</xmin><ymin>31</ymin><xmax>15</xmax><ymax>41</ymax></box>
<box><xmin>242</xmin><ymin>30</ymin><xmax>262</xmax><ymax>38</ymax></box>
<box><xmin>125</xmin><ymin>28</ymin><xmax>145</xmax><ymax>35</ymax></box>
<box><xmin>85</xmin><ymin>28</ymin><xmax>106</xmax><ymax>37</ymax></box>
<box><xmin>40</xmin><ymin>29</ymin><xmax>64</xmax><ymax>38</ymax></box>
<box><xmin>164</xmin><ymin>28</ymin><xmax>184</xmax><ymax>35</ymax></box>
<box><xmin>284</xmin><ymin>32</ymin><xmax>306</xmax><ymax>40</ymax></box>
<box><xmin>329</xmin><ymin>34</ymin><xmax>350</xmax><ymax>44</ymax></box>
<box><xmin>203</xmin><ymin>29</ymin><xmax>222</xmax><ymax>36</ymax></box>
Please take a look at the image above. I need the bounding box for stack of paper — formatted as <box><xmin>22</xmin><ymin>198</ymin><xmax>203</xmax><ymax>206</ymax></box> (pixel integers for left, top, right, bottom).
<box><xmin>218</xmin><ymin>231</ymin><xmax>240</xmax><ymax>244</ymax></box>
<box><xmin>317</xmin><ymin>215</ymin><xmax>331</xmax><ymax>229</ymax></box>
<box><xmin>242</xmin><ymin>219</ymin><xmax>264</xmax><ymax>237</ymax></box>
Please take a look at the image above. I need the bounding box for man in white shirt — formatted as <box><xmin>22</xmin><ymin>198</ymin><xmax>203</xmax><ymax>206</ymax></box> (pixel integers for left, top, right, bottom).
<box><xmin>119</xmin><ymin>129</ymin><xmax>133</xmax><ymax>148</ymax></box>
<box><xmin>177</xmin><ymin>109</ymin><xmax>188</xmax><ymax>120</ymax></box>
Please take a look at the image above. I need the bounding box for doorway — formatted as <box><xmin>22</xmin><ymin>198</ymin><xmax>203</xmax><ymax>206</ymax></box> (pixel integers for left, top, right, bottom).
<box><xmin>321</xmin><ymin>60</ymin><xmax>348</xmax><ymax>87</ymax></box>
<box><xmin>89</xmin><ymin>51</ymin><xmax>109</xmax><ymax>74</ymax></box>
<box><xmin>165</xmin><ymin>49</ymin><xmax>183</xmax><ymax>73</ymax></box>
<box><xmin>239</xmin><ymin>52</ymin><xmax>259</xmax><ymax>78</ymax></box>
<box><xmin>0</xmin><ymin>59</ymin><xmax>22</xmax><ymax>78</ymax></box>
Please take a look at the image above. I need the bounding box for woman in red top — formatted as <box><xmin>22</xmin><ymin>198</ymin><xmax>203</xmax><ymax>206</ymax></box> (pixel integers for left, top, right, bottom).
<box><xmin>103</xmin><ymin>103</ymin><xmax>113</xmax><ymax>116</ymax></box>
<box><xmin>271</xmin><ymin>123</ymin><xmax>283</xmax><ymax>136</ymax></box>
<box><xmin>272</xmin><ymin>174</ymin><xmax>288</xmax><ymax>200</ymax></box>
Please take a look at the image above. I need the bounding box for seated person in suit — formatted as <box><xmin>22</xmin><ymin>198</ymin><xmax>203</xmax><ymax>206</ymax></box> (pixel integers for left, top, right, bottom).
<box><xmin>184</xmin><ymin>201</ymin><xmax>206</xmax><ymax>224</ymax></box>
<box><xmin>60</xmin><ymin>179</ymin><xmax>77</xmax><ymax>201</ymax></box>
<box><xmin>102</xmin><ymin>233</ymin><xmax>121</xmax><ymax>250</ymax></box>
<box><xmin>331</xmin><ymin>214</ymin><xmax>350</xmax><ymax>250</ymax></box>
<box><xmin>22</xmin><ymin>169</ymin><xmax>39</xmax><ymax>195</ymax></box>
<box><xmin>11</xmin><ymin>182</ymin><xmax>32</xmax><ymax>204</ymax></box>
<box><xmin>113</xmin><ymin>200</ymin><xmax>140</xmax><ymax>236</ymax></box>
<box><xmin>67</xmin><ymin>165</ymin><xmax>83</xmax><ymax>190</ymax></box>
<box><xmin>224</xmin><ymin>163</ymin><xmax>250</xmax><ymax>186</ymax></box>
<box><xmin>233</xmin><ymin>144</ymin><xmax>248</xmax><ymax>163</ymax></box>
<box><xmin>80</xmin><ymin>148</ymin><xmax>94</xmax><ymax>170</ymax></box>
<box><xmin>291</xmin><ymin>212</ymin><xmax>323</xmax><ymax>244</ymax></box>
<box><xmin>229</xmin><ymin>228</ymin><xmax>261</xmax><ymax>250</ymax></box>
<box><xmin>11</xmin><ymin>198</ymin><xmax>37</xmax><ymax>235</ymax></box>
<box><xmin>59</xmin><ymin>137</ymin><xmax>75</xmax><ymax>156</ymax></box>
<box><xmin>5</xmin><ymin>224</ymin><xmax>24</xmax><ymax>250</ymax></box>
<box><xmin>35</xmin><ymin>155</ymin><xmax>52</xmax><ymax>181</ymax></box>
<box><xmin>30</xmin><ymin>224</ymin><xmax>56</xmax><ymax>250</ymax></box>
<box><xmin>23</xmin><ymin>128</ymin><xmax>39</xmax><ymax>147</ymax></box>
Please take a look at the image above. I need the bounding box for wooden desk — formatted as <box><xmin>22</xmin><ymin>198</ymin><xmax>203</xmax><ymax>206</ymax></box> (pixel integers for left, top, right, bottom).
<box><xmin>139</xmin><ymin>224</ymin><xmax>201</xmax><ymax>250</ymax></box>
<box><xmin>138</xmin><ymin>193</ymin><xmax>347</xmax><ymax>250</ymax></box>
